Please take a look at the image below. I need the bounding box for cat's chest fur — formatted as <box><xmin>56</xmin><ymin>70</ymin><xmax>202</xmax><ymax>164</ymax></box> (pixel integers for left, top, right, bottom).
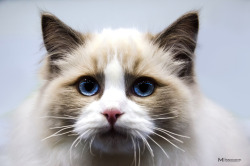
<box><xmin>7</xmin><ymin>12</ymin><xmax>250</xmax><ymax>166</ymax></box>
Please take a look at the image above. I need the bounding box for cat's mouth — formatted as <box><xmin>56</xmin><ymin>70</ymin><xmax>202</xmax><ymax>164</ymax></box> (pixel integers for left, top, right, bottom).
<box><xmin>99</xmin><ymin>127</ymin><xmax>127</xmax><ymax>139</ymax></box>
<box><xmin>89</xmin><ymin>127</ymin><xmax>133</xmax><ymax>154</ymax></box>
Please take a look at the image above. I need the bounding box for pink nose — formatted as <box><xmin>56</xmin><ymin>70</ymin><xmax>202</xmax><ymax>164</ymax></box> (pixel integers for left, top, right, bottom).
<box><xmin>102</xmin><ymin>110</ymin><xmax>123</xmax><ymax>126</ymax></box>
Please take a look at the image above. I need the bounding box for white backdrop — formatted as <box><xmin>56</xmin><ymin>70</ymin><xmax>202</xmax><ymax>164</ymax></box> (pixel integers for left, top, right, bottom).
<box><xmin>0</xmin><ymin>0</ymin><xmax>250</xmax><ymax>149</ymax></box>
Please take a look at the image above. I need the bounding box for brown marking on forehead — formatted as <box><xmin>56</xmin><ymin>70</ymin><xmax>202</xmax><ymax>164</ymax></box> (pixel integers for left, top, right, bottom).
<box><xmin>117</xmin><ymin>37</ymin><xmax>156</xmax><ymax>76</ymax></box>
<box><xmin>58</xmin><ymin>47</ymin><xmax>110</xmax><ymax>86</ymax></box>
<box><xmin>76</xmin><ymin>42</ymin><xmax>112</xmax><ymax>73</ymax></box>
<box><xmin>120</xmin><ymin>52</ymin><xmax>143</xmax><ymax>75</ymax></box>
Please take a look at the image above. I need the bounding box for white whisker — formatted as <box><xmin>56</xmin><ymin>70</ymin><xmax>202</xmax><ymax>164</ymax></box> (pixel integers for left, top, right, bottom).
<box><xmin>49</xmin><ymin>125</ymin><xmax>73</xmax><ymax>130</ymax></box>
<box><xmin>136</xmin><ymin>131</ymin><xmax>154</xmax><ymax>158</ymax></box>
<box><xmin>54</xmin><ymin>130</ymin><xmax>74</xmax><ymax>137</ymax></box>
<box><xmin>69</xmin><ymin>129</ymin><xmax>90</xmax><ymax>164</ymax></box>
<box><xmin>154</xmin><ymin>127</ymin><xmax>190</xmax><ymax>138</ymax></box>
<box><xmin>152</xmin><ymin>116</ymin><xmax>178</xmax><ymax>120</ymax></box>
<box><xmin>148</xmin><ymin>136</ymin><xmax>169</xmax><ymax>159</ymax></box>
<box><xmin>141</xmin><ymin>140</ymin><xmax>146</xmax><ymax>154</ymax></box>
<box><xmin>40</xmin><ymin>116</ymin><xmax>77</xmax><ymax>120</ymax></box>
<box><xmin>42</xmin><ymin>127</ymin><xmax>71</xmax><ymax>141</ymax></box>
<box><xmin>154</xmin><ymin>128</ymin><xmax>183</xmax><ymax>143</ymax></box>
<box><xmin>75</xmin><ymin>136</ymin><xmax>83</xmax><ymax>148</ymax></box>
<box><xmin>81</xmin><ymin>139</ymin><xmax>88</xmax><ymax>158</ymax></box>
<box><xmin>153</xmin><ymin>132</ymin><xmax>185</xmax><ymax>152</ymax></box>
<box><xmin>131</xmin><ymin>137</ymin><xmax>137</xmax><ymax>166</ymax></box>
<box><xmin>151</xmin><ymin>112</ymin><xmax>175</xmax><ymax>117</ymax></box>
<box><xmin>137</xmin><ymin>140</ymin><xmax>141</xmax><ymax>166</ymax></box>
<box><xmin>89</xmin><ymin>134</ymin><xmax>96</xmax><ymax>156</ymax></box>
<box><xmin>70</xmin><ymin>135</ymin><xmax>81</xmax><ymax>164</ymax></box>
<box><xmin>63</xmin><ymin>114</ymin><xmax>76</xmax><ymax>118</ymax></box>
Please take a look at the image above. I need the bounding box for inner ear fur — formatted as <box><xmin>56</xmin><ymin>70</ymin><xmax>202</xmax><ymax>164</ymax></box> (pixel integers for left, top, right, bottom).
<box><xmin>41</xmin><ymin>12</ymin><xmax>85</xmax><ymax>79</ymax></box>
<box><xmin>153</xmin><ymin>12</ymin><xmax>199</xmax><ymax>81</ymax></box>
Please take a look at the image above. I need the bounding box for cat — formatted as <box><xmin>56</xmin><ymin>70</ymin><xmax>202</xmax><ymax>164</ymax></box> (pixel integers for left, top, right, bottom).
<box><xmin>7</xmin><ymin>11</ymin><xmax>250</xmax><ymax>166</ymax></box>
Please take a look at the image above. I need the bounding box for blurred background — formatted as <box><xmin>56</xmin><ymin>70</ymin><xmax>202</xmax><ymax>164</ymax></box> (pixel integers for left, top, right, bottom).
<box><xmin>0</xmin><ymin>0</ymin><xmax>249</xmax><ymax>154</ymax></box>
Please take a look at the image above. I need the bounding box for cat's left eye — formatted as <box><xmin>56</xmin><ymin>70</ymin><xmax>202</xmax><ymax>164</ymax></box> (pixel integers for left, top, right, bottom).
<box><xmin>132</xmin><ymin>78</ymin><xmax>155</xmax><ymax>97</ymax></box>
<box><xmin>78</xmin><ymin>77</ymin><xmax>99</xmax><ymax>96</ymax></box>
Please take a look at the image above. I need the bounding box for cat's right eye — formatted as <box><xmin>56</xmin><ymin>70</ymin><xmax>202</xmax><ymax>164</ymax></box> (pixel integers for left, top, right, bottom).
<box><xmin>78</xmin><ymin>77</ymin><xmax>99</xmax><ymax>96</ymax></box>
<box><xmin>132</xmin><ymin>77</ymin><xmax>155</xmax><ymax>97</ymax></box>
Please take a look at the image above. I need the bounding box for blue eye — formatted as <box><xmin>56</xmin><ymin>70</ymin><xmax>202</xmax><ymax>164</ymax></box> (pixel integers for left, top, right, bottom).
<box><xmin>78</xmin><ymin>77</ymin><xmax>99</xmax><ymax>96</ymax></box>
<box><xmin>133</xmin><ymin>78</ymin><xmax>155</xmax><ymax>97</ymax></box>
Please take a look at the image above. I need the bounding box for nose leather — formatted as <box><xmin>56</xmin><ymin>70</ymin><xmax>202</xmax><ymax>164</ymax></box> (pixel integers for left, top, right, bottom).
<box><xmin>102</xmin><ymin>110</ymin><xmax>123</xmax><ymax>126</ymax></box>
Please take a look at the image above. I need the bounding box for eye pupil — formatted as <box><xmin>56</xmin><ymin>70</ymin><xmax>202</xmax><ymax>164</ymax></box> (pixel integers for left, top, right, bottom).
<box><xmin>78</xmin><ymin>77</ymin><xmax>99</xmax><ymax>96</ymax></box>
<box><xmin>138</xmin><ymin>83</ymin><xmax>149</xmax><ymax>93</ymax></box>
<box><xmin>133</xmin><ymin>78</ymin><xmax>155</xmax><ymax>97</ymax></box>
<box><xmin>84</xmin><ymin>82</ymin><xmax>94</xmax><ymax>92</ymax></box>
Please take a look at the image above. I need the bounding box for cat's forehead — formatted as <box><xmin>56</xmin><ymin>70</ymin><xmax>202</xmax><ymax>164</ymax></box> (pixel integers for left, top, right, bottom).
<box><xmin>64</xmin><ymin>28</ymin><xmax>167</xmax><ymax>79</ymax></box>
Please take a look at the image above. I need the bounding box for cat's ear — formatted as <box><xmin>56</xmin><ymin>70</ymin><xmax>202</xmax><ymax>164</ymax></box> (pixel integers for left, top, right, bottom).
<box><xmin>153</xmin><ymin>12</ymin><xmax>199</xmax><ymax>81</ymax></box>
<box><xmin>41</xmin><ymin>12</ymin><xmax>84</xmax><ymax>79</ymax></box>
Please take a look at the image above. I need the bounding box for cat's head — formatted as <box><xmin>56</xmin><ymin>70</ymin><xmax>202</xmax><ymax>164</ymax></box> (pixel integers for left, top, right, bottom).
<box><xmin>40</xmin><ymin>12</ymin><xmax>198</xmax><ymax>154</ymax></box>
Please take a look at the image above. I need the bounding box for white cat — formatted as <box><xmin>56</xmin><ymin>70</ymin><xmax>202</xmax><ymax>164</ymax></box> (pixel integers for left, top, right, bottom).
<box><xmin>7</xmin><ymin>12</ymin><xmax>250</xmax><ymax>166</ymax></box>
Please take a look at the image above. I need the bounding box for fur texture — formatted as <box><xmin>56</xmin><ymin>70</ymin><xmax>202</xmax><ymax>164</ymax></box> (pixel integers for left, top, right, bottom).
<box><xmin>8</xmin><ymin>12</ymin><xmax>250</xmax><ymax>166</ymax></box>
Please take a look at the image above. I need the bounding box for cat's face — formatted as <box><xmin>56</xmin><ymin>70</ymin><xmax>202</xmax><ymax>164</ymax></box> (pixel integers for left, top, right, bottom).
<box><xmin>40</xmin><ymin>12</ymin><xmax>198</xmax><ymax>154</ymax></box>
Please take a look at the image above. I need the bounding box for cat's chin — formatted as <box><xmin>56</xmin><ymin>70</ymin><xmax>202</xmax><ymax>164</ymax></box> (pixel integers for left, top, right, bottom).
<box><xmin>91</xmin><ymin>128</ymin><xmax>134</xmax><ymax>154</ymax></box>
